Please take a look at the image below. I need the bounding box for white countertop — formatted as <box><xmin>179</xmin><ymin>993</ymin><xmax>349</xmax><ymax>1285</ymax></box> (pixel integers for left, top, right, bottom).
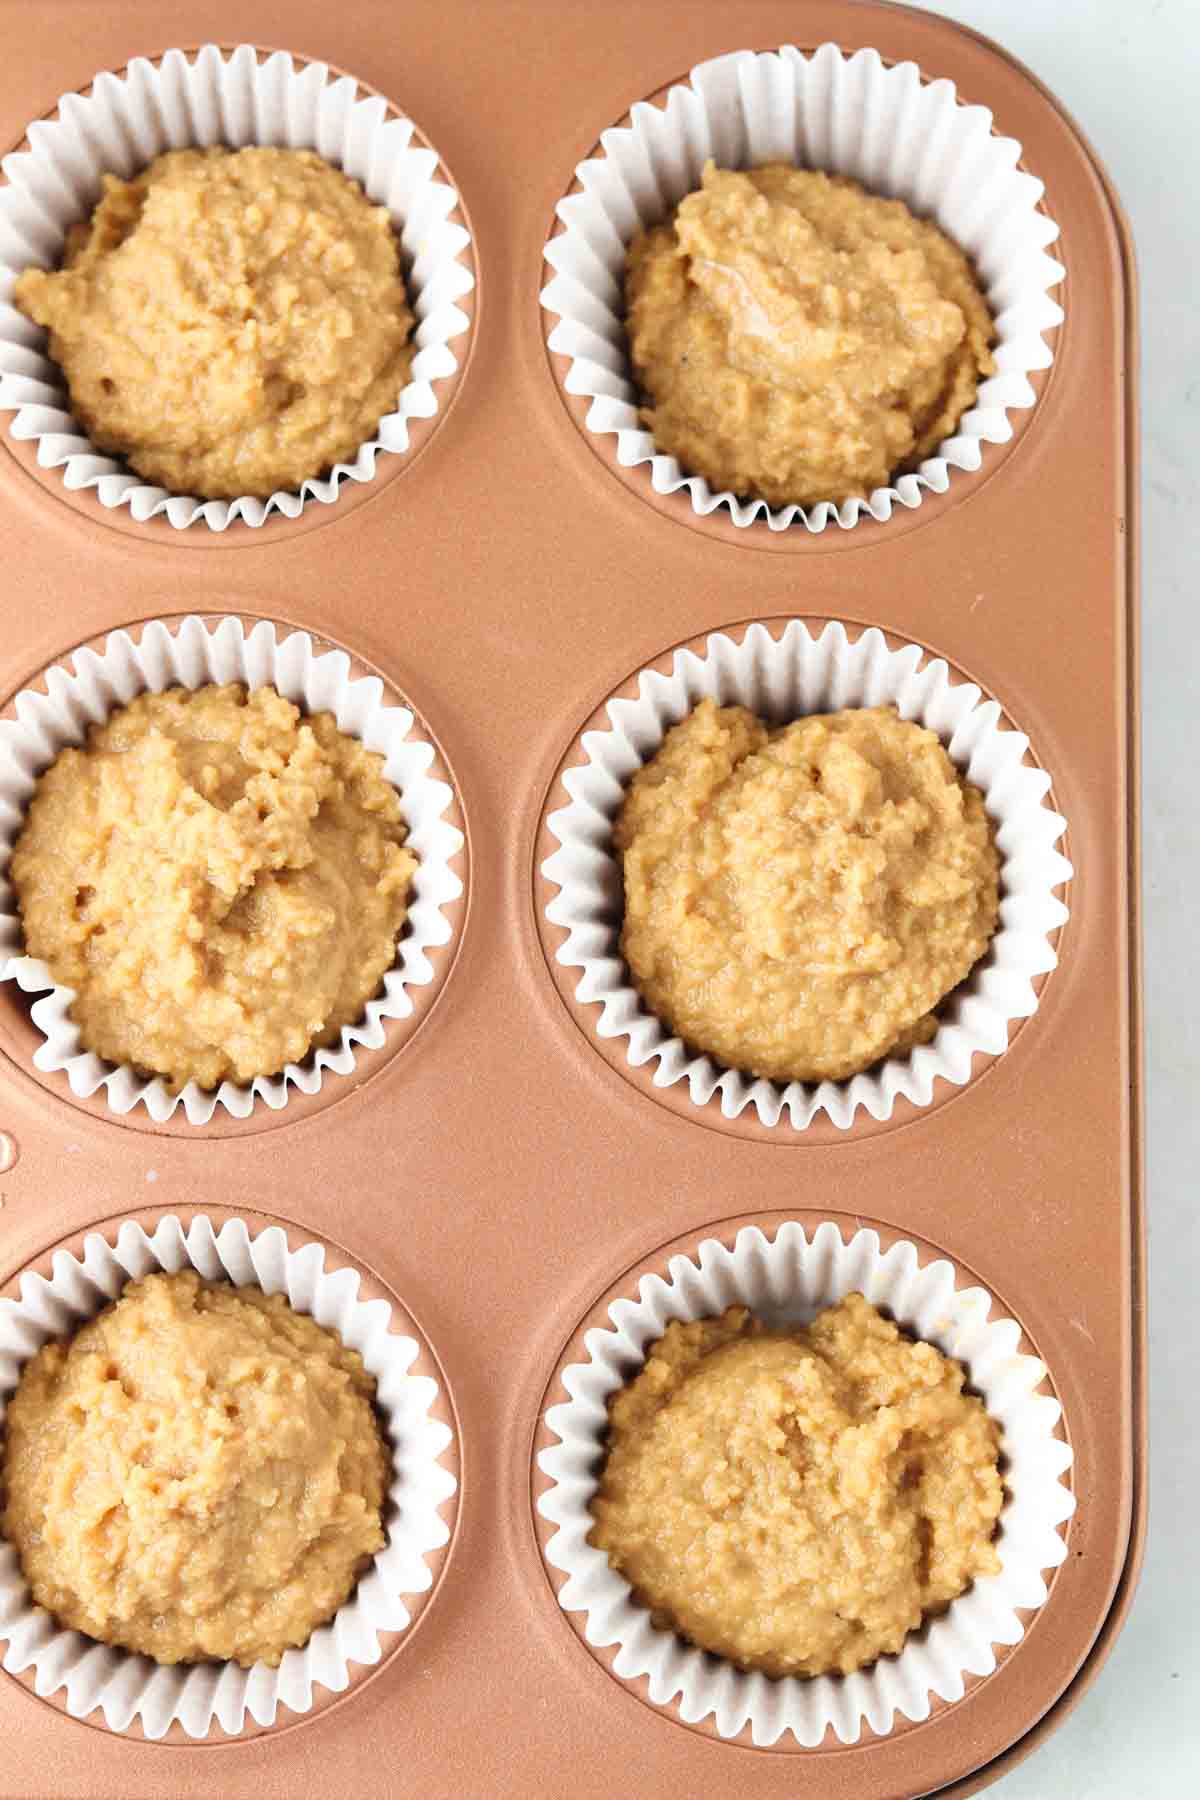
<box><xmin>908</xmin><ymin>3</ymin><xmax>1195</xmax><ymax>1794</ymax></box>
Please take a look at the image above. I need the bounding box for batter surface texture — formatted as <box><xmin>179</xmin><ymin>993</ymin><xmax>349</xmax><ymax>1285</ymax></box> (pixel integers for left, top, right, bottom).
<box><xmin>1</xmin><ymin>1271</ymin><xmax>389</xmax><ymax>1669</ymax></box>
<box><xmin>12</xmin><ymin>683</ymin><xmax>417</xmax><ymax>1092</ymax></box>
<box><xmin>615</xmin><ymin>700</ymin><xmax>1000</xmax><ymax>1085</ymax></box>
<box><xmin>15</xmin><ymin>147</ymin><xmax>415</xmax><ymax>500</ymax></box>
<box><xmin>625</xmin><ymin>162</ymin><xmax>996</xmax><ymax>509</ymax></box>
<box><xmin>589</xmin><ymin>1295</ymin><xmax>1004</xmax><ymax>1678</ymax></box>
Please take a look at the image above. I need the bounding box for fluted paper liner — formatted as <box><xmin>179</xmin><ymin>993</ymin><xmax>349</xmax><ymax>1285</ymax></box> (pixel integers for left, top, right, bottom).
<box><xmin>542</xmin><ymin>44</ymin><xmax>1064</xmax><ymax>532</ymax></box>
<box><xmin>0</xmin><ymin>43</ymin><xmax>475</xmax><ymax>530</ymax></box>
<box><xmin>538</xmin><ymin>1220</ymin><xmax>1074</xmax><ymax>1745</ymax></box>
<box><xmin>0</xmin><ymin>615</ymin><xmax>465</xmax><ymax>1123</ymax></box>
<box><xmin>0</xmin><ymin>1213</ymin><xmax>458</xmax><ymax>1738</ymax></box>
<box><xmin>542</xmin><ymin>620</ymin><xmax>1071</xmax><ymax>1130</ymax></box>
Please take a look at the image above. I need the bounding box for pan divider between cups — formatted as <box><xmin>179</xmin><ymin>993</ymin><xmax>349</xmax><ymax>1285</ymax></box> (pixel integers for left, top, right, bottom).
<box><xmin>0</xmin><ymin>43</ymin><xmax>475</xmax><ymax>529</ymax></box>
<box><xmin>540</xmin><ymin>620</ymin><xmax>1071</xmax><ymax>1132</ymax></box>
<box><xmin>541</xmin><ymin>43</ymin><xmax>1064</xmax><ymax>533</ymax></box>
<box><xmin>0</xmin><ymin>1212</ymin><xmax>458</xmax><ymax>1739</ymax></box>
<box><xmin>537</xmin><ymin>1219</ymin><xmax>1075</xmax><ymax>1748</ymax></box>
<box><xmin>0</xmin><ymin>614</ymin><xmax>466</xmax><ymax>1124</ymax></box>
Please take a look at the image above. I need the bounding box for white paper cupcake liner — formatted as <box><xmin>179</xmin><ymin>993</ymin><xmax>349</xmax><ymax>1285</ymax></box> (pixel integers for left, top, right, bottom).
<box><xmin>538</xmin><ymin>1219</ymin><xmax>1074</xmax><ymax>1745</ymax></box>
<box><xmin>541</xmin><ymin>44</ymin><xmax>1064</xmax><ymax>533</ymax></box>
<box><xmin>542</xmin><ymin>620</ymin><xmax>1071</xmax><ymax>1130</ymax></box>
<box><xmin>0</xmin><ymin>1212</ymin><xmax>458</xmax><ymax>1739</ymax></box>
<box><xmin>0</xmin><ymin>614</ymin><xmax>465</xmax><ymax>1123</ymax></box>
<box><xmin>0</xmin><ymin>43</ymin><xmax>475</xmax><ymax>530</ymax></box>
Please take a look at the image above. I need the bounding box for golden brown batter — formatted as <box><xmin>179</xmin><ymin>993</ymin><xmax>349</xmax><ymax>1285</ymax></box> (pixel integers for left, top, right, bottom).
<box><xmin>589</xmin><ymin>1295</ymin><xmax>1003</xmax><ymax>1678</ymax></box>
<box><xmin>625</xmin><ymin>162</ymin><xmax>996</xmax><ymax>508</ymax></box>
<box><xmin>14</xmin><ymin>147</ymin><xmax>415</xmax><ymax>499</ymax></box>
<box><xmin>11</xmin><ymin>683</ymin><xmax>417</xmax><ymax>1092</ymax></box>
<box><xmin>615</xmin><ymin>700</ymin><xmax>999</xmax><ymax>1084</ymax></box>
<box><xmin>0</xmin><ymin>1271</ymin><xmax>388</xmax><ymax>1668</ymax></box>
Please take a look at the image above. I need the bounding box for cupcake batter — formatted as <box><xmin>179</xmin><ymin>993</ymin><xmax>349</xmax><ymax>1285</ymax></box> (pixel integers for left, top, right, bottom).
<box><xmin>11</xmin><ymin>683</ymin><xmax>417</xmax><ymax>1092</ymax></box>
<box><xmin>0</xmin><ymin>1270</ymin><xmax>389</xmax><ymax>1669</ymax></box>
<box><xmin>615</xmin><ymin>700</ymin><xmax>999</xmax><ymax>1084</ymax></box>
<box><xmin>589</xmin><ymin>1295</ymin><xmax>1004</xmax><ymax>1678</ymax></box>
<box><xmin>14</xmin><ymin>146</ymin><xmax>415</xmax><ymax>499</ymax></box>
<box><xmin>625</xmin><ymin>162</ymin><xmax>996</xmax><ymax>508</ymax></box>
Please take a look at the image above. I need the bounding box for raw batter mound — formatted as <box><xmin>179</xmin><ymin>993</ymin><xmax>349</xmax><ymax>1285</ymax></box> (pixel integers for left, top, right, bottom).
<box><xmin>615</xmin><ymin>699</ymin><xmax>999</xmax><ymax>1084</ymax></box>
<box><xmin>11</xmin><ymin>682</ymin><xmax>418</xmax><ymax>1092</ymax></box>
<box><xmin>625</xmin><ymin>162</ymin><xmax>995</xmax><ymax>508</ymax></box>
<box><xmin>589</xmin><ymin>1295</ymin><xmax>1004</xmax><ymax>1678</ymax></box>
<box><xmin>0</xmin><ymin>1271</ymin><xmax>389</xmax><ymax>1668</ymax></box>
<box><xmin>14</xmin><ymin>147</ymin><xmax>414</xmax><ymax>499</ymax></box>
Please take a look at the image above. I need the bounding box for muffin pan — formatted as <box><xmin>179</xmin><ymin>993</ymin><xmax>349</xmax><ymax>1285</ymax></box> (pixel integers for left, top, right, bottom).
<box><xmin>0</xmin><ymin>1</ymin><xmax>1141</xmax><ymax>1797</ymax></box>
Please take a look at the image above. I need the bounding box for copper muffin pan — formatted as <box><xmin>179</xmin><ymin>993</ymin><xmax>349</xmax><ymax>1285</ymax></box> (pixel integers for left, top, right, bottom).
<box><xmin>0</xmin><ymin>2</ymin><xmax>1141</xmax><ymax>1798</ymax></box>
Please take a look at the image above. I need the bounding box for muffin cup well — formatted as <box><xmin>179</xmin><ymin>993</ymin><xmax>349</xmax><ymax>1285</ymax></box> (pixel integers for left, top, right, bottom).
<box><xmin>537</xmin><ymin>1218</ymin><xmax>1074</xmax><ymax>1747</ymax></box>
<box><xmin>540</xmin><ymin>619</ymin><xmax>1071</xmax><ymax>1132</ymax></box>
<box><xmin>0</xmin><ymin>614</ymin><xmax>466</xmax><ymax>1124</ymax></box>
<box><xmin>0</xmin><ymin>1211</ymin><xmax>459</xmax><ymax>1740</ymax></box>
<box><xmin>541</xmin><ymin>44</ymin><xmax>1064</xmax><ymax>534</ymax></box>
<box><xmin>0</xmin><ymin>43</ymin><xmax>475</xmax><ymax>530</ymax></box>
